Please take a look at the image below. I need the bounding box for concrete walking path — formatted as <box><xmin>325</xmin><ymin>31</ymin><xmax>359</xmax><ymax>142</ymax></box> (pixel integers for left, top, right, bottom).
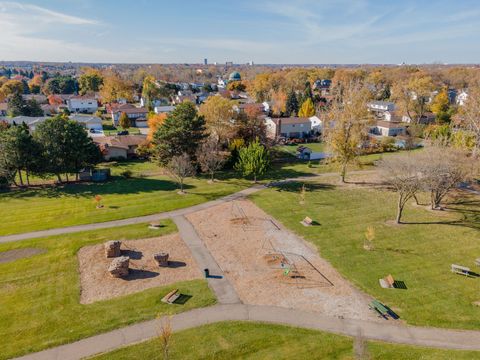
<box><xmin>0</xmin><ymin>185</ymin><xmax>265</xmax><ymax>244</ymax></box>
<box><xmin>0</xmin><ymin>170</ymin><xmax>375</xmax><ymax>244</ymax></box>
<box><xmin>172</xmin><ymin>215</ymin><xmax>241</xmax><ymax>304</ymax></box>
<box><xmin>14</xmin><ymin>304</ymin><xmax>480</xmax><ymax>360</ymax></box>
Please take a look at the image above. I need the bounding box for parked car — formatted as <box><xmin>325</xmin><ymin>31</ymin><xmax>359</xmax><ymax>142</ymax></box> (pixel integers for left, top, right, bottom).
<box><xmin>117</xmin><ymin>130</ymin><xmax>129</xmax><ymax>135</ymax></box>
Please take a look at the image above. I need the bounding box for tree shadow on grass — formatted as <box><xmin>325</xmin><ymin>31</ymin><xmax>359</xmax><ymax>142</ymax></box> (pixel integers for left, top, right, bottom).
<box><xmin>0</xmin><ymin>177</ymin><xmax>190</xmax><ymax>200</ymax></box>
<box><xmin>267</xmin><ymin>181</ymin><xmax>335</xmax><ymax>193</ymax></box>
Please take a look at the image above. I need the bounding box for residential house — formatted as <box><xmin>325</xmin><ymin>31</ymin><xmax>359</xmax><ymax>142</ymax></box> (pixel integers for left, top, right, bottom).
<box><xmin>93</xmin><ymin>135</ymin><xmax>147</xmax><ymax>160</ymax></box>
<box><xmin>402</xmin><ymin>112</ymin><xmax>436</xmax><ymax>125</ymax></box>
<box><xmin>265</xmin><ymin>117</ymin><xmax>312</xmax><ymax>139</ymax></box>
<box><xmin>309</xmin><ymin>115</ymin><xmax>322</xmax><ymax>134</ymax></box>
<box><xmin>3</xmin><ymin>116</ymin><xmax>48</xmax><ymax>131</ymax></box>
<box><xmin>313</xmin><ymin>79</ymin><xmax>331</xmax><ymax>95</ymax></box>
<box><xmin>457</xmin><ymin>90</ymin><xmax>468</xmax><ymax>106</ymax></box>
<box><xmin>154</xmin><ymin>105</ymin><xmax>175</xmax><ymax>114</ymax></box>
<box><xmin>140</xmin><ymin>97</ymin><xmax>166</xmax><ymax>108</ymax></box>
<box><xmin>371</xmin><ymin>120</ymin><xmax>406</xmax><ymax>137</ymax></box>
<box><xmin>23</xmin><ymin>94</ymin><xmax>48</xmax><ymax>104</ymax></box>
<box><xmin>107</xmin><ymin>103</ymin><xmax>148</xmax><ymax>127</ymax></box>
<box><xmin>69</xmin><ymin>114</ymin><xmax>103</xmax><ymax>133</ymax></box>
<box><xmin>233</xmin><ymin>103</ymin><xmax>265</xmax><ymax>114</ymax></box>
<box><xmin>67</xmin><ymin>96</ymin><xmax>98</xmax><ymax>113</ymax></box>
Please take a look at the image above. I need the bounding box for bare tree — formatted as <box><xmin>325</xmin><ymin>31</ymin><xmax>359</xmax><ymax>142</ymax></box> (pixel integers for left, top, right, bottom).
<box><xmin>454</xmin><ymin>86</ymin><xmax>480</xmax><ymax>157</ymax></box>
<box><xmin>196</xmin><ymin>138</ymin><xmax>226</xmax><ymax>182</ymax></box>
<box><xmin>166</xmin><ymin>153</ymin><xmax>195</xmax><ymax>194</ymax></box>
<box><xmin>379</xmin><ymin>154</ymin><xmax>421</xmax><ymax>224</ymax></box>
<box><xmin>417</xmin><ymin>147</ymin><xmax>471</xmax><ymax>210</ymax></box>
<box><xmin>157</xmin><ymin>316</ymin><xmax>173</xmax><ymax>360</ymax></box>
<box><xmin>324</xmin><ymin>81</ymin><xmax>372</xmax><ymax>183</ymax></box>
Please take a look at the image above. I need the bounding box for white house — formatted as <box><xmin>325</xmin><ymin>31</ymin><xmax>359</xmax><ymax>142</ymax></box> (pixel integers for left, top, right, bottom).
<box><xmin>67</xmin><ymin>96</ymin><xmax>98</xmax><ymax>113</ymax></box>
<box><xmin>154</xmin><ymin>105</ymin><xmax>175</xmax><ymax>114</ymax></box>
<box><xmin>309</xmin><ymin>115</ymin><xmax>322</xmax><ymax>134</ymax></box>
<box><xmin>457</xmin><ymin>90</ymin><xmax>468</xmax><ymax>106</ymax></box>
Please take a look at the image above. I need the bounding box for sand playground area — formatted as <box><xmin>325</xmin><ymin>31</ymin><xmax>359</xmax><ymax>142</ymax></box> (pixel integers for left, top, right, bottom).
<box><xmin>187</xmin><ymin>199</ymin><xmax>377</xmax><ymax>321</ymax></box>
<box><xmin>78</xmin><ymin>234</ymin><xmax>202</xmax><ymax>304</ymax></box>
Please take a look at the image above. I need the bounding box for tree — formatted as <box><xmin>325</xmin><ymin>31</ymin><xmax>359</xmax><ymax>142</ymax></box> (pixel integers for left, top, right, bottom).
<box><xmin>298</xmin><ymin>98</ymin><xmax>315</xmax><ymax>117</ymax></box>
<box><xmin>79</xmin><ymin>68</ymin><xmax>104</xmax><ymax>95</ymax></box>
<box><xmin>271</xmin><ymin>90</ymin><xmax>286</xmax><ymax>116</ymax></box>
<box><xmin>391</xmin><ymin>74</ymin><xmax>434</xmax><ymax>125</ymax></box>
<box><xmin>28</xmin><ymin>75</ymin><xmax>43</xmax><ymax>94</ymax></box>
<box><xmin>199</xmin><ymin>95</ymin><xmax>234</xmax><ymax>145</ymax></box>
<box><xmin>417</xmin><ymin>147</ymin><xmax>470</xmax><ymax>209</ymax></box>
<box><xmin>324</xmin><ymin>82</ymin><xmax>372</xmax><ymax>182</ymax></box>
<box><xmin>379</xmin><ymin>153</ymin><xmax>421</xmax><ymax>224</ymax></box>
<box><xmin>7</xmin><ymin>92</ymin><xmax>26</xmax><ymax>117</ymax></box>
<box><xmin>454</xmin><ymin>86</ymin><xmax>480</xmax><ymax>156</ymax></box>
<box><xmin>431</xmin><ymin>88</ymin><xmax>452</xmax><ymax>124</ymax></box>
<box><xmin>227</xmin><ymin>81</ymin><xmax>246</xmax><ymax>92</ymax></box>
<box><xmin>147</xmin><ymin>113</ymin><xmax>167</xmax><ymax>141</ymax></box>
<box><xmin>43</xmin><ymin>76</ymin><xmax>77</xmax><ymax>94</ymax></box>
<box><xmin>235</xmin><ymin>139</ymin><xmax>269</xmax><ymax>182</ymax></box>
<box><xmin>152</xmin><ymin>102</ymin><xmax>207</xmax><ymax>166</ymax></box>
<box><xmin>141</xmin><ymin>75</ymin><xmax>160</xmax><ymax>111</ymax></box>
<box><xmin>35</xmin><ymin>116</ymin><xmax>101</xmax><ymax>182</ymax></box>
<box><xmin>99</xmin><ymin>71</ymin><xmax>133</xmax><ymax>103</ymax></box>
<box><xmin>0</xmin><ymin>80</ymin><xmax>24</xmax><ymax>99</ymax></box>
<box><xmin>166</xmin><ymin>153</ymin><xmax>195</xmax><ymax>193</ymax></box>
<box><xmin>118</xmin><ymin>112</ymin><xmax>131</xmax><ymax>129</ymax></box>
<box><xmin>196</xmin><ymin>137</ymin><xmax>226</xmax><ymax>182</ymax></box>
<box><xmin>0</xmin><ymin>123</ymin><xmax>41</xmax><ymax>186</ymax></box>
<box><xmin>234</xmin><ymin>104</ymin><xmax>267</xmax><ymax>144</ymax></box>
<box><xmin>285</xmin><ymin>90</ymin><xmax>299</xmax><ymax>117</ymax></box>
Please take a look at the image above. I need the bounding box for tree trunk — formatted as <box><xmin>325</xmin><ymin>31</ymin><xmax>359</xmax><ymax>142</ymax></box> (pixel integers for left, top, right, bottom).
<box><xmin>65</xmin><ymin>173</ymin><xmax>69</xmax><ymax>183</ymax></box>
<box><xmin>254</xmin><ymin>174</ymin><xmax>257</xmax><ymax>183</ymax></box>
<box><xmin>180</xmin><ymin>178</ymin><xmax>184</xmax><ymax>192</ymax></box>
<box><xmin>17</xmin><ymin>169</ymin><xmax>24</xmax><ymax>186</ymax></box>
<box><xmin>413</xmin><ymin>194</ymin><xmax>420</xmax><ymax>205</ymax></box>
<box><xmin>25</xmin><ymin>169</ymin><xmax>30</xmax><ymax>187</ymax></box>
<box><xmin>210</xmin><ymin>171</ymin><xmax>214</xmax><ymax>182</ymax></box>
<box><xmin>396</xmin><ymin>195</ymin><xmax>404</xmax><ymax>224</ymax></box>
<box><xmin>56</xmin><ymin>174</ymin><xmax>62</xmax><ymax>183</ymax></box>
<box><xmin>340</xmin><ymin>162</ymin><xmax>347</xmax><ymax>183</ymax></box>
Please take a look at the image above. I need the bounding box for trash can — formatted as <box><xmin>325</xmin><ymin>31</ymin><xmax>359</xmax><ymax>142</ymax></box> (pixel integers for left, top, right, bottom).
<box><xmin>204</xmin><ymin>268</ymin><xmax>209</xmax><ymax>278</ymax></box>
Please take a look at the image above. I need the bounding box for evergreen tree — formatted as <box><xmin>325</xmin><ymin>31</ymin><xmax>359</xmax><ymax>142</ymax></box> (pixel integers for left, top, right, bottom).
<box><xmin>0</xmin><ymin>123</ymin><xmax>41</xmax><ymax>186</ymax></box>
<box><xmin>235</xmin><ymin>138</ymin><xmax>269</xmax><ymax>183</ymax></box>
<box><xmin>35</xmin><ymin>116</ymin><xmax>101</xmax><ymax>182</ymax></box>
<box><xmin>302</xmin><ymin>81</ymin><xmax>313</xmax><ymax>103</ymax></box>
<box><xmin>152</xmin><ymin>102</ymin><xmax>207</xmax><ymax>166</ymax></box>
<box><xmin>285</xmin><ymin>89</ymin><xmax>299</xmax><ymax>117</ymax></box>
<box><xmin>7</xmin><ymin>92</ymin><xmax>26</xmax><ymax>117</ymax></box>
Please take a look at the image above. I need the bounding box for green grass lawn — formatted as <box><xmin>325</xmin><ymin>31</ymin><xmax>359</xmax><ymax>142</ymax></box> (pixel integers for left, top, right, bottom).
<box><xmin>251</xmin><ymin>182</ymin><xmax>480</xmax><ymax>330</ymax></box>
<box><xmin>274</xmin><ymin>142</ymin><xmax>327</xmax><ymax>157</ymax></box>
<box><xmin>92</xmin><ymin>321</ymin><xmax>480</xmax><ymax>360</ymax></box>
<box><xmin>0</xmin><ymin>172</ymin><xmax>249</xmax><ymax>236</ymax></box>
<box><xmin>0</xmin><ymin>222</ymin><xmax>215</xmax><ymax>360</ymax></box>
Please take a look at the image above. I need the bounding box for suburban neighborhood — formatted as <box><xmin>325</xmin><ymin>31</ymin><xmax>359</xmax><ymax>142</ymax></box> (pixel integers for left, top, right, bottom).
<box><xmin>1</xmin><ymin>1</ymin><xmax>480</xmax><ymax>360</ymax></box>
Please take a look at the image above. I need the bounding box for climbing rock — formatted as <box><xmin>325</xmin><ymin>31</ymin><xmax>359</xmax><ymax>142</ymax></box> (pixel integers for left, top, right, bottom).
<box><xmin>104</xmin><ymin>241</ymin><xmax>121</xmax><ymax>258</ymax></box>
<box><xmin>154</xmin><ymin>252</ymin><xmax>169</xmax><ymax>267</ymax></box>
<box><xmin>108</xmin><ymin>256</ymin><xmax>129</xmax><ymax>278</ymax></box>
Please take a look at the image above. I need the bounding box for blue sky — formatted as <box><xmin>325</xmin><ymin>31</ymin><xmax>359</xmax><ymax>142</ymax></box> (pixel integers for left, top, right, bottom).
<box><xmin>0</xmin><ymin>0</ymin><xmax>479</xmax><ymax>64</ymax></box>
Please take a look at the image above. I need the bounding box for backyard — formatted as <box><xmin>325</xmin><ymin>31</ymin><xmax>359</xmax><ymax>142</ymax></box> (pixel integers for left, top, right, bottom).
<box><xmin>92</xmin><ymin>321</ymin><xmax>480</xmax><ymax>360</ymax></box>
<box><xmin>0</xmin><ymin>221</ymin><xmax>215</xmax><ymax>359</ymax></box>
<box><xmin>251</xmin><ymin>178</ymin><xmax>480</xmax><ymax>330</ymax></box>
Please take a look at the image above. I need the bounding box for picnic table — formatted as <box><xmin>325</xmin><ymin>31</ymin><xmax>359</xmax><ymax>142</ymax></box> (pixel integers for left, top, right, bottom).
<box><xmin>451</xmin><ymin>264</ymin><xmax>470</xmax><ymax>276</ymax></box>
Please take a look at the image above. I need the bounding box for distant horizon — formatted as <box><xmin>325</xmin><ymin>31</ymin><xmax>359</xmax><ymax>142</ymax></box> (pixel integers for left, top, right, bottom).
<box><xmin>1</xmin><ymin>1</ymin><xmax>480</xmax><ymax>64</ymax></box>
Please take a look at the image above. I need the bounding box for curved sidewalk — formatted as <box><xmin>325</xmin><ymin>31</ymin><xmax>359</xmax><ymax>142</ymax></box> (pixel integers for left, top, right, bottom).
<box><xmin>14</xmin><ymin>304</ymin><xmax>480</xmax><ymax>360</ymax></box>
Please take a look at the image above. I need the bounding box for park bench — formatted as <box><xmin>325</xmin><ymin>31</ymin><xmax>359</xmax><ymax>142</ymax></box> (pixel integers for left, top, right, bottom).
<box><xmin>379</xmin><ymin>274</ymin><xmax>395</xmax><ymax>289</ymax></box>
<box><xmin>300</xmin><ymin>217</ymin><xmax>313</xmax><ymax>227</ymax></box>
<box><xmin>161</xmin><ymin>289</ymin><xmax>180</xmax><ymax>304</ymax></box>
<box><xmin>475</xmin><ymin>258</ymin><xmax>480</xmax><ymax>267</ymax></box>
<box><xmin>369</xmin><ymin>300</ymin><xmax>389</xmax><ymax>318</ymax></box>
<box><xmin>451</xmin><ymin>264</ymin><xmax>470</xmax><ymax>276</ymax></box>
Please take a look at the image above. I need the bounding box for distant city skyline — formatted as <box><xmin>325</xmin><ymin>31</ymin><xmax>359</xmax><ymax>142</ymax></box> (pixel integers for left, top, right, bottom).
<box><xmin>1</xmin><ymin>0</ymin><xmax>480</xmax><ymax>64</ymax></box>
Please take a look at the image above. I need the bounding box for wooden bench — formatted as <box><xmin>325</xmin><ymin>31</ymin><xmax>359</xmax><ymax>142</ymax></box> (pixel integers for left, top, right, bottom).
<box><xmin>300</xmin><ymin>217</ymin><xmax>313</xmax><ymax>227</ymax></box>
<box><xmin>379</xmin><ymin>274</ymin><xmax>395</xmax><ymax>289</ymax></box>
<box><xmin>161</xmin><ymin>289</ymin><xmax>180</xmax><ymax>304</ymax></box>
<box><xmin>451</xmin><ymin>264</ymin><xmax>470</xmax><ymax>276</ymax></box>
<box><xmin>369</xmin><ymin>300</ymin><xmax>389</xmax><ymax>317</ymax></box>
